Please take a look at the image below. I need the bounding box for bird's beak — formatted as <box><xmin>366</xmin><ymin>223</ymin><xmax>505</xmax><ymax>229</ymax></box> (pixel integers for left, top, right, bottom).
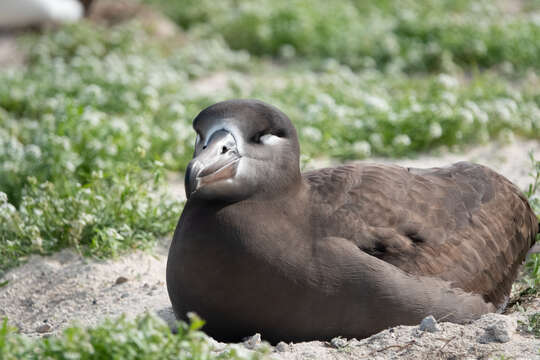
<box><xmin>185</xmin><ymin>130</ymin><xmax>240</xmax><ymax>199</ymax></box>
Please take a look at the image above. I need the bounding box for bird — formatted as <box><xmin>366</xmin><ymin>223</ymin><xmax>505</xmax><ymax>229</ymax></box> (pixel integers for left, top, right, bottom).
<box><xmin>0</xmin><ymin>0</ymin><xmax>92</xmax><ymax>28</ymax></box>
<box><xmin>166</xmin><ymin>99</ymin><xmax>538</xmax><ymax>344</ymax></box>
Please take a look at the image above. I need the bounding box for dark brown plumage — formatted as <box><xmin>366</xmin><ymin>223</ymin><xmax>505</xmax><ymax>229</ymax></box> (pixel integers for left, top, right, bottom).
<box><xmin>305</xmin><ymin>162</ymin><xmax>537</xmax><ymax>309</ymax></box>
<box><xmin>166</xmin><ymin>99</ymin><xmax>538</xmax><ymax>344</ymax></box>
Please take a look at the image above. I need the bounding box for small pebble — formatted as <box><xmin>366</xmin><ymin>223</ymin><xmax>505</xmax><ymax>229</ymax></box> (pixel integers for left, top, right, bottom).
<box><xmin>121</xmin><ymin>293</ymin><xmax>129</xmax><ymax>298</ymax></box>
<box><xmin>419</xmin><ymin>315</ymin><xmax>440</xmax><ymax>333</ymax></box>
<box><xmin>477</xmin><ymin>315</ymin><xmax>516</xmax><ymax>343</ymax></box>
<box><xmin>22</xmin><ymin>298</ymin><xmax>34</xmax><ymax>308</ymax></box>
<box><xmin>275</xmin><ymin>341</ymin><xmax>289</xmax><ymax>352</ymax></box>
<box><xmin>92</xmin><ymin>299</ymin><xmax>97</xmax><ymax>305</ymax></box>
<box><xmin>115</xmin><ymin>276</ymin><xmax>128</xmax><ymax>285</ymax></box>
<box><xmin>330</xmin><ymin>337</ymin><xmax>348</xmax><ymax>348</ymax></box>
<box><xmin>36</xmin><ymin>323</ymin><xmax>52</xmax><ymax>333</ymax></box>
<box><xmin>243</xmin><ymin>333</ymin><xmax>261</xmax><ymax>349</ymax></box>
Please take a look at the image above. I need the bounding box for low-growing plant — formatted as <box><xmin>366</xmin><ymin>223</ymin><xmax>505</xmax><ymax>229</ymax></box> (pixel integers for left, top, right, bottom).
<box><xmin>1</xmin><ymin>14</ymin><xmax>539</xmax><ymax>274</ymax></box>
<box><xmin>525</xmin><ymin>153</ymin><xmax>540</xmax><ymax>215</ymax></box>
<box><xmin>519</xmin><ymin>312</ymin><xmax>540</xmax><ymax>338</ymax></box>
<box><xmin>0</xmin><ymin>313</ymin><xmax>262</xmax><ymax>359</ymax></box>
<box><xmin>2</xmin><ymin>21</ymin><xmax>538</xmax><ymax>182</ymax></box>
<box><xmin>0</xmin><ymin>162</ymin><xmax>182</xmax><ymax>271</ymax></box>
<box><xmin>522</xmin><ymin>154</ymin><xmax>540</xmax><ymax>291</ymax></box>
<box><xmin>246</xmin><ymin>68</ymin><xmax>540</xmax><ymax>159</ymax></box>
<box><xmin>144</xmin><ymin>0</ymin><xmax>540</xmax><ymax>72</ymax></box>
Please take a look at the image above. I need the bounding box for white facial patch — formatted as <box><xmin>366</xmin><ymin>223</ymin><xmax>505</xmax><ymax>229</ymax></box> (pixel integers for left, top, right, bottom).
<box><xmin>204</xmin><ymin>126</ymin><xmax>226</xmax><ymax>147</ymax></box>
<box><xmin>202</xmin><ymin>118</ymin><xmax>238</xmax><ymax>147</ymax></box>
<box><xmin>259</xmin><ymin>134</ymin><xmax>283</xmax><ymax>146</ymax></box>
<box><xmin>235</xmin><ymin>157</ymin><xmax>251</xmax><ymax>179</ymax></box>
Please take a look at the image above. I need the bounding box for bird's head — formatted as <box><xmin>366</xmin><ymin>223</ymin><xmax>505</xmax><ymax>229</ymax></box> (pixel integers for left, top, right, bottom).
<box><xmin>185</xmin><ymin>99</ymin><xmax>301</xmax><ymax>202</ymax></box>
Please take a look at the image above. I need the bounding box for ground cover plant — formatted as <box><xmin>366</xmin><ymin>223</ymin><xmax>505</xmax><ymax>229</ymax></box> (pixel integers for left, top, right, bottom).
<box><xmin>0</xmin><ymin>0</ymin><xmax>539</xmax><ymax>356</ymax></box>
<box><xmin>143</xmin><ymin>0</ymin><xmax>540</xmax><ymax>72</ymax></box>
<box><xmin>523</xmin><ymin>155</ymin><xmax>540</xmax><ymax>292</ymax></box>
<box><xmin>1</xmin><ymin>16</ymin><xmax>538</xmax><ymax>271</ymax></box>
<box><xmin>0</xmin><ymin>313</ymin><xmax>263</xmax><ymax>360</ymax></box>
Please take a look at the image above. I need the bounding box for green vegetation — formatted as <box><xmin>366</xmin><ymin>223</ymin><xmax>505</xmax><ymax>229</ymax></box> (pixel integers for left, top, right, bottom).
<box><xmin>0</xmin><ymin>164</ymin><xmax>181</xmax><ymax>270</ymax></box>
<box><xmin>0</xmin><ymin>0</ymin><xmax>538</xmax><ymax>273</ymax></box>
<box><xmin>143</xmin><ymin>0</ymin><xmax>540</xmax><ymax>72</ymax></box>
<box><xmin>247</xmin><ymin>69</ymin><xmax>539</xmax><ymax>159</ymax></box>
<box><xmin>523</xmin><ymin>155</ymin><xmax>540</xmax><ymax>291</ymax></box>
<box><xmin>524</xmin><ymin>312</ymin><xmax>540</xmax><ymax>338</ymax></box>
<box><xmin>526</xmin><ymin>154</ymin><xmax>540</xmax><ymax>217</ymax></box>
<box><xmin>0</xmin><ymin>314</ymin><xmax>262</xmax><ymax>359</ymax></box>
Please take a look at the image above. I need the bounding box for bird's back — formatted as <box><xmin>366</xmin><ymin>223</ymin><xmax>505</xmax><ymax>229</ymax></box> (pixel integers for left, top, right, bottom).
<box><xmin>304</xmin><ymin>161</ymin><xmax>538</xmax><ymax>309</ymax></box>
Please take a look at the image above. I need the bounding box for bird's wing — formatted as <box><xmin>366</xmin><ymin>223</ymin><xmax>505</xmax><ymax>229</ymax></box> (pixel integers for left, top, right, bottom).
<box><xmin>304</xmin><ymin>161</ymin><xmax>538</xmax><ymax>308</ymax></box>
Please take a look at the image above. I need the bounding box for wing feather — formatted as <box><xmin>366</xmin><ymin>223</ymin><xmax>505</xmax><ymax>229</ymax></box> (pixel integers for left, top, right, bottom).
<box><xmin>304</xmin><ymin>161</ymin><xmax>538</xmax><ymax>308</ymax></box>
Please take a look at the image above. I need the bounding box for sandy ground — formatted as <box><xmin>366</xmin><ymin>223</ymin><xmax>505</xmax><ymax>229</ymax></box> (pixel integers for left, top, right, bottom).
<box><xmin>0</xmin><ymin>138</ymin><xmax>539</xmax><ymax>359</ymax></box>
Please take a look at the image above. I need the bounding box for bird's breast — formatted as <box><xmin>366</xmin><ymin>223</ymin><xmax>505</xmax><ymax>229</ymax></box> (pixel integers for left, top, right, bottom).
<box><xmin>167</xmin><ymin>201</ymin><xmax>323</xmax><ymax>314</ymax></box>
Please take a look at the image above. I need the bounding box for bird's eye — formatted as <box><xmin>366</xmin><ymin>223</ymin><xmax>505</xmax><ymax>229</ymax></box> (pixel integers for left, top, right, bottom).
<box><xmin>252</xmin><ymin>131</ymin><xmax>264</xmax><ymax>144</ymax></box>
<box><xmin>252</xmin><ymin>129</ymin><xmax>285</xmax><ymax>145</ymax></box>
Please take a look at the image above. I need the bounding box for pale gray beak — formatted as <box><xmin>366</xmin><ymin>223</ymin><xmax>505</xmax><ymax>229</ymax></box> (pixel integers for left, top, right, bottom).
<box><xmin>185</xmin><ymin>130</ymin><xmax>240</xmax><ymax>199</ymax></box>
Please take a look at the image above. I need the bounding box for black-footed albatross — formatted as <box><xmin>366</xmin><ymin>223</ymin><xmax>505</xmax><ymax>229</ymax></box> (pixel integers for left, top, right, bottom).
<box><xmin>166</xmin><ymin>99</ymin><xmax>538</xmax><ymax>343</ymax></box>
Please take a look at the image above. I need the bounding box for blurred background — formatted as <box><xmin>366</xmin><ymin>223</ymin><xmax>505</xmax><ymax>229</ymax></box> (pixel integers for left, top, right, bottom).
<box><xmin>1</xmin><ymin>0</ymin><xmax>539</xmax><ymax>268</ymax></box>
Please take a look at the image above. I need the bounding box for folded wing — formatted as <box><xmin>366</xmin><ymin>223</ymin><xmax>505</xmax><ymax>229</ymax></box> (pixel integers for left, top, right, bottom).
<box><xmin>305</xmin><ymin>161</ymin><xmax>538</xmax><ymax>309</ymax></box>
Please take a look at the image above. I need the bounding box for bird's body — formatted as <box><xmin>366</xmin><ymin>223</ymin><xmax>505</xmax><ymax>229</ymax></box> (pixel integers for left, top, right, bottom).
<box><xmin>167</xmin><ymin>99</ymin><xmax>538</xmax><ymax>343</ymax></box>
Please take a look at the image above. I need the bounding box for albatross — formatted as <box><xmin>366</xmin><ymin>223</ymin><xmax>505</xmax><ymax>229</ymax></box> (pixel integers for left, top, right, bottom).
<box><xmin>166</xmin><ymin>99</ymin><xmax>538</xmax><ymax>343</ymax></box>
